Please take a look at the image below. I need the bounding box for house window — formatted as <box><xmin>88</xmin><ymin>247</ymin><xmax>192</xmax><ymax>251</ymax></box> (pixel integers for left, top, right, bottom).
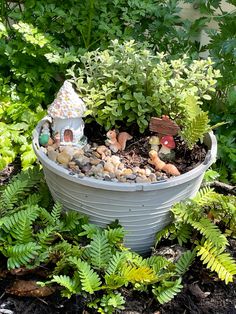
<box><xmin>64</xmin><ymin>129</ymin><xmax>73</xmax><ymax>142</ymax></box>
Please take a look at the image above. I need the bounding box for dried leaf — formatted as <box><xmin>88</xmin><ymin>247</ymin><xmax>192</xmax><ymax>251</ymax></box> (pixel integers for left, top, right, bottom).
<box><xmin>6</xmin><ymin>280</ymin><xmax>55</xmax><ymax>297</ymax></box>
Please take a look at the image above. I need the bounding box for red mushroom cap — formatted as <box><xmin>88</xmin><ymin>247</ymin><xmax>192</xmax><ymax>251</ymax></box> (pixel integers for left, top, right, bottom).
<box><xmin>160</xmin><ymin>135</ymin><xmax>175</xmax><ymax>149</ymax></box>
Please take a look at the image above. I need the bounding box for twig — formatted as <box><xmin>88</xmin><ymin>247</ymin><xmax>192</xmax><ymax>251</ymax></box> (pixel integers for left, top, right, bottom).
<box><xmin>205</xmin><ymin>181</ymin><xmax>236</xmax><ymax>195</ymax></box>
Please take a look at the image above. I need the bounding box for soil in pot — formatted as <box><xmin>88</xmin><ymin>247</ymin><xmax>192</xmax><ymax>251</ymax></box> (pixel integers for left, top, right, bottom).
<box><xmin>40</xmin><ymin>120</ymin><xmax>207</xmax><ymax>184</ymax></box>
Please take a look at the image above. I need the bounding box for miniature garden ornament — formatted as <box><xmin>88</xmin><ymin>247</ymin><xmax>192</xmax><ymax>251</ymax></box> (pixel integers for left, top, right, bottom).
<box><xmin>47</xmin><ymin>80</ymin><xmax>87</xmax><ymax>147</ymax></box>
<box><xmin>106</xmin><ymin>130</ymin><xmax>133</xmax><ymax>153</ymax></box>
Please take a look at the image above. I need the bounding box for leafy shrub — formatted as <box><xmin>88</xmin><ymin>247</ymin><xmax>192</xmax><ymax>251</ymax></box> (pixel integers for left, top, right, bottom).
<box><xmin>70</xmin><ymin>40</ymin><xmax>220</xmax><ymax>147</ymax></box>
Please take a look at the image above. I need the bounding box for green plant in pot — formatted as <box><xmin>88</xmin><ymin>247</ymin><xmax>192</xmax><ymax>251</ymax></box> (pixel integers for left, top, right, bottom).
<box><xmin>68</xmin><ymin>39</ymin><xmax>221</xmax><ymax>150</ymax></box>
<box><xmin>33</xmin><ymin>40</ymin><xmax>219</xmax><ymax>254</ymax></box>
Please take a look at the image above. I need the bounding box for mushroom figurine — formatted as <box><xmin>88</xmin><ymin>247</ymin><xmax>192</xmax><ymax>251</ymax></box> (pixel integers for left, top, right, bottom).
<box><xmin>159</xmin><ymin>135</ymin><xmax>176</xmax><ymax>161</ymax></box>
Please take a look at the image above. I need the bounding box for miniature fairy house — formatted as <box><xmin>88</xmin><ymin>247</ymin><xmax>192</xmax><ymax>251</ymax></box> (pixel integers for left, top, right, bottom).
<box><xmin>47</xmin><ymin>80</ymin><xmax>86</xmax><ymax>146</ymax></box>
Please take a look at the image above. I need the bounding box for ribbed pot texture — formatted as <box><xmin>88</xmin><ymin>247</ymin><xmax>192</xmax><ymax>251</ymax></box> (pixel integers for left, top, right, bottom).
<box><xmin>33</xmin><ymin>118</ymin><xmax>217</xmax><ymax>254</ymax></box>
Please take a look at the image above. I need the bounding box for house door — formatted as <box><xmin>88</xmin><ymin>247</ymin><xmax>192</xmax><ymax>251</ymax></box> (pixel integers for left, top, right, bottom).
<box><xmin>64</xmin><ymin>129</ymin><xmax>73</xmax><ymax>142</ymax></box>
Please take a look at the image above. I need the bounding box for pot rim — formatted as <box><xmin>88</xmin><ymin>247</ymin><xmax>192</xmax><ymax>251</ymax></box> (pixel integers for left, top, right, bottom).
<box><xmin>32</xmin><ymin>117</ymin><xmax>217</xmax><ymax>192</ymax></box>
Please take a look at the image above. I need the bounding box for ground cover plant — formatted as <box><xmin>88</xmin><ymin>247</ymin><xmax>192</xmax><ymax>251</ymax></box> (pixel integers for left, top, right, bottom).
<box><xmin>0</xmin><ymin>168</ymin><xmax>235</xmax><ymax>313</ymax></box>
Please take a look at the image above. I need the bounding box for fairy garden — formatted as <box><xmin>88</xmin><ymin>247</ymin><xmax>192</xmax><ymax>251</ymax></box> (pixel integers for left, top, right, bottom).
<box><xmin>38</xmin><ymin>41</ymin><xmax>220</xmax><ymax>183</ymax></box>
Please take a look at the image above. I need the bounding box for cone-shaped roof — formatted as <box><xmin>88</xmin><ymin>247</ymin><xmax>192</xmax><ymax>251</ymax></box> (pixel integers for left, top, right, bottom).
<box><xmin>48</xmin><ymin>81</ymin><xmax>86</xmax><ymax>119</ymax></box>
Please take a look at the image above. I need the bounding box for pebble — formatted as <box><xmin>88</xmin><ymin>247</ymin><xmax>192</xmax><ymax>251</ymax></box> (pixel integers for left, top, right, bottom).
<box><xmin>57</xmin><ymin>151</ymin><xmax>72</xmax><ymax>166</ymax></box>
<box><xmin>47</xmin><ymin>149</ymin><xmax>59</xmax><ymax>162</ymax></box>
<box><xmin>43</xmin><ymin>138</ymin><xmax>169</xmax><ymax>183</ymax></box>
<box><xmin>75</xmin><ymin>155</ymin><xmax>90</xmax><ymax>167</ymax></box>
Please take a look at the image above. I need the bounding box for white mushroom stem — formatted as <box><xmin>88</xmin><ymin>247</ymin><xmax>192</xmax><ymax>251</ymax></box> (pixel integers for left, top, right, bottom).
<box><xmin>159</xmin><ymin>145</ymin><xmax>171</xmax><ymax>155</ymax></box>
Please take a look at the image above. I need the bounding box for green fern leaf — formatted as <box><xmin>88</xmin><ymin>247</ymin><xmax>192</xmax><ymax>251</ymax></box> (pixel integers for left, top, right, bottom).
<box><xmin>87</xmin><ymin>233</ymin><xmax>112</xmax><ymax>269</ymax></box>
<box><xmin>39</xmin><ymin>207</ymin><xmax>54</xmax><ymax>225</ymax></box>
<box><xmin>196</xmin><ymin>241</ymin><xmax>236</xmax><ymax>284</ymax></box>
<box><xmin>153</xmin><ymin>278</ymin><xmax>183</xmax><ymax>304</ymax></box>
<box><xmin>51</xmin><ymin>202</ymin><xmax>62</xmax><ymax>223</ymax></box>
<box><xmin>20</xmin><ymin>194</ymin><xmax>41</xmax><ymax>207</ymax></box>
<box><xmin>104</xmin><ymin>227</ymin><xmax>125</xmax><ymax>245</ymax></box>
<box><xmin>155</xmin><ymin>225</ymin><xmax>172</xmax><ymax>245</ymax></box>
<box><xmin>62</xmin><ymin>210</ymin><xmax>85</xmax><ymax>231</ymax></box>
<box><xmin>0</xmin><ymin>167</ymin><xmax>43</xmax><ymax>213</ymax></box>
<box><xmin>193</xmin><ymin>187</ymin><xmax>219</xmax><ymax>207</ymax></box>
<box><xmin>5</xmin><ymin>242</ymin><xmax>42</xmax><ymax>269</ymax></box>
<box><xmin>174</xmin><ymin>223</ymin><xmax>192</xmax><ymax>246</ymax></box>
<box><xmin>37</xmin><ymin>225</ymin><xmax>58</xmax><ymax>247</ymax></box>
<box><xmin>51</xmin><ymin>275</ymin><xmax>79</xmax><ymax>297</ymax></box>
<box><xmin>121</xmin><ymin>265</ymin><xmax>157</xmax><ymax>284</ymax></box>
<box><xmin>68</xmin><ymin>257</ymin><xmax>102</xmax><ymax>293</ymax></box>
<box><xmin>106</xmin><ymin>251</ymin><xmax>127</xmax><ymax>275</ymax></box>
<box><xmin>100</xmin><ymin>292</ymin><xmax>125</xmax><ymax>311</ymax></box>
<box><xmin>0</xmin><ymin>206</ymin><xmax>39</xmax><ymax>243</ymax></box>
<box><xmin>175</xmin><ymin>250</ymin><xmax>196</xmax><ymax>275</ymax></box>
<box><xmin>189</xmin><ymin>217</ymin><xmax>228</xmax><ymax>248</ymax></box>
<box><xmin>181</xmin><ymin>111</ymin><xmax>210</xmax><ymax>149</ymax></box>
<box><xmin>79</xmin><ymin>223</ymin><xmax>102</xmax><ymax>238</ymax></box>
<box><xmin>104</xmin><ymin>273</ymin><xmax>127</xmax><ymax>289</ymax></box>
<box><xmin>145</xmin><ymin>256</ymin><xmax>171</xmax><ymax>274</ymax></box>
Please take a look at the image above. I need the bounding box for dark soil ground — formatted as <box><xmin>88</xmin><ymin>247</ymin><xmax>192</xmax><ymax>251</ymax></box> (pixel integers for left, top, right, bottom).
<box><xmin>1</xmin><ymin>156</ymin><xmax>236</xmax><ymax>314</ymax></box>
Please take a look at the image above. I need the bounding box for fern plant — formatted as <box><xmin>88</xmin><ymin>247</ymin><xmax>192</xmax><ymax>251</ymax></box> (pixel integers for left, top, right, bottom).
<box><xmin>0</xmin><ymin>167</ymin><xmax>191</xmax><ymax>312</ymax></box>
<box><xmin>155</xmin><ymin>187</ymin><xmax>236</xmax><ymax>284</ymax></box>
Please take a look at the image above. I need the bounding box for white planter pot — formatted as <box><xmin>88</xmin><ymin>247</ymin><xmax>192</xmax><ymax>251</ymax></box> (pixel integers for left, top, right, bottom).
<box><xmin>33</xmin><ymin>118</ymin><xmax>217</xmax><ymax>255</ymax></box>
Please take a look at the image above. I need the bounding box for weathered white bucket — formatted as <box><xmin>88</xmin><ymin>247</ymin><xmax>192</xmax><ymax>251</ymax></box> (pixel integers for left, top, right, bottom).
<box><xmin>33</xmin><ymin>118</ymin><xmax>217</xmax><ymax>254</ymax></box>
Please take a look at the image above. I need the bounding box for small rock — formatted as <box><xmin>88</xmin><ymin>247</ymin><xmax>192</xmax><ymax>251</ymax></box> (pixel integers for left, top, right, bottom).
<box><xmin>83</xmin><ymin>144</ymin><xmax>91</xmax><ymax>153</ymax></box>
<box><xmin>109</xmin><ymin>155</ymin><xmax>121</xmax><ymax>167</ymax></box>
<box><xmin>125</xmin><ymin>174</ymin><xmax>137</xmax><ymax>180</ymax></box>
<box><xmin>145</xmin><ymin>168</ymin><xmax>152</xmax><ymax>177</ymax></box>
<box><xmin>104</xmin><ymin>161</ymin><xmax>115</xmax><ymax>173</ymax></box>
<box><xmin>68</xmin><ymin>161</ymin><xmax>79</xmax><ymax>172</ymax></box>
<box><xmin>75</xmin><ymin>156</ymin><xmax>90</xmax><ymax>167</ymax></box>
<box><xmin>91</xmin><ymin>164</ymin><xmax>104</xmax><ymax>176</ymax></box>
<box><xmin>57</xmin><ymin>151</ymin><xmax>72</xmax><ymax>166</ymax></box>
<box><xmin>81</xmin><ymin>164</ymin><xmax>92</xmax><ymax>173</ymax></box>
<box><xmin>118</xmin><ymin>162</ymin><xmax>125</xmax><ymax>170</ymax></box>
<box><xmin>104</xmin><ymin>175</ymin><xmax>112</xmax><ymax>181</ymax></box>
<box><xmin>73</xmin><ymin>148</ymin><xmax>84</xmax><ymax>158</ymax></box>
<box><xmin>92</xmin><ymin>151</ymin><xmax>102</xmax><ymax>159</ymax></box>
<box><xmin>137</xmin><ymin>168</ymin><xmax>146</xmax><ymax>176</ymax></box>
<box><xmin>78</xmin><ymin>172</ymin><xmax>85</xmax><ymax>178</ymax></box>
<box><xmin>121</xmin><ymin>168</ymin><xmax>133</xmax><ymax>176</ymax></box>
<box><xmin>47</xmin><ymin>149</ymin><xmax>59</xmax><ymax>162</ymax></box>
<box><xmin>47</xmin><ymin>138</ymin><xmax>54</xmax><ymax>146</ymax></box>
<box><xmin>90</xmin><ymin>157</ymin><xmax>101</xmax><ymax>166</ymax></box>
<box><xmin>60</xmin><ymin>146</ymin><xmax>75</xmax><ymax>157</ymax></box>
<box><xmin>135</xmin><ymin>175</ymin><xmax>150</xmax><ymax>183</ymax></box>
<box><xmin>149</xmin><ymin>173</ymin><xmax>157</xmax><ymax>182</ymax></box>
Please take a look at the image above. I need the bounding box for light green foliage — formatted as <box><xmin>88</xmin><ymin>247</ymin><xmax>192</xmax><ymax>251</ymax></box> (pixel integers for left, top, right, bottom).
<box><xmin>99</xmin><ymin>292</ymin><xmax>125</xmax><ymax>314</ymax></box>
<box><xmin>0</xmin><ymin>167</ymin><xmax>190</xmax><ymax>311</ymax></box>
<box><xmin>156</xmin><ymin>187</ymin><xmax>236</xmax><ymax>284</ymax></box>
<box><xmin>152</xmin><ymin>278</ymin><xmax>183</xmax><ymax>304</ymax></box>
<box><xmin>70</xmin><ymin>40</ymin><xmax>220</xmax><ymax>147</ymax></box>
<box><xmin>175</xmin><ymin>250</ymin><xmax>196</xmax><ymax>275</ymax></box>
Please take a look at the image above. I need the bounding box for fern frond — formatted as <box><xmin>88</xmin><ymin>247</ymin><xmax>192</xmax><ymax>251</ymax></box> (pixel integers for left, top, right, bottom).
<box><xmin>87</xmin><ymin>233</ymin><xmax>112</xmax><ymax>269</ymax></box>
<box><xmin>62</xmin><ymin>210</ymin><xmax>84</xmax><ymax>232</ymax></box>
<box><xmin>121</xmin><ymin>265</ymin><xmax>157</xmax><ymax>284</ymax></box>
<box><xmin>50</xmin><ymin>275</ymin><xmax>79</xmax><ymax>296</ymax></box>
<box><xmin>100</xmin><ymin>292</ymin><xmax>125</xmax><ymax>311</ymax></box>
<box><xmin>174</xmin><ymin>223</ymin><xmax>192</xmax><ymax>246</ymax></box>
<box><xmin>106</xmin><ymin>252</ymin><xmax>127</xmax><ymax>275</ymax></box>
<box><xmin>104</xmin><ymin>274</ymin><xmax>127</xmax><ymax>289</ymax></box>
<box><xmin>189</xmin><ymin>217</ymin><xmax>228</xmax><ymax>248</ymax></box>
<box><xmin>181</xmin><ymin>111</ymin><xmax>210</xmax><ymax>149</ymax></box>
<box><xmin>155</xmin><ymin>224</ymin><xmax>172</xmax><ymax>245</ymax></box>
<box><xmin>153</xmin><ymin>278</ymin><xmax>183</xmax><ymax>304</ymax></box>
<box><xmin>0</xmin><ymin>206</ymin><xmax>39</xmax><ymax>243</ymax></box>
<box><xmin>79</xmin><ymin>223</ymin><xmax>102</xmax><ymax>239</ymax></box>
<box><xmin>20</xmin><ymin>194</ymin><xmax>41</xmax><ymax>207</ymax></box>
<box><xmin>5</xmin><ymin>242</ymin><xmax>42</xmax><ymax>269</ymax></box>
<box><xmin>38</xmin><ymin>207</ymin><xmax>54</xmax><ymax>225</ymax></box>
<box><xmin>175</xmin><ymin>250</ymin><xmax>196</xmax><ymax>275</ymax></box>
<box><xmin>196</xmin><ymin>241</ymin><xmax>236</xmax><ymax>284</ymax></box>
<box><xmin>68</xmin><ymin>257</ymin><xmax>102</xmax><ymax>293</ymax></box>
<box><xmin>0</xmin><ymin>167</ymin><xmax>42</xmax><ymax>213</ymax></box>
<box><xmin>194</xmin><ymin>187</ymin><xmax>219</xmax><ymax>207</ymax></box>
<box><xmin>37</xmin><ymin>225</ymin><xmax>58</xmax><ymax>247</ymax></box>
<box><xmin>145</xmin><ymin>256</ymin><xmax>171</xmax><ymax>274</ymax></box>
<box><xmin>104</xmin><ymin>227</ymin><xmax>125</xmax><ymax>245</ymax></box>
<box><xmin>51</xmin><ymin>202</ymin><xmax>62</xmax><ymax>223</ymax></box>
